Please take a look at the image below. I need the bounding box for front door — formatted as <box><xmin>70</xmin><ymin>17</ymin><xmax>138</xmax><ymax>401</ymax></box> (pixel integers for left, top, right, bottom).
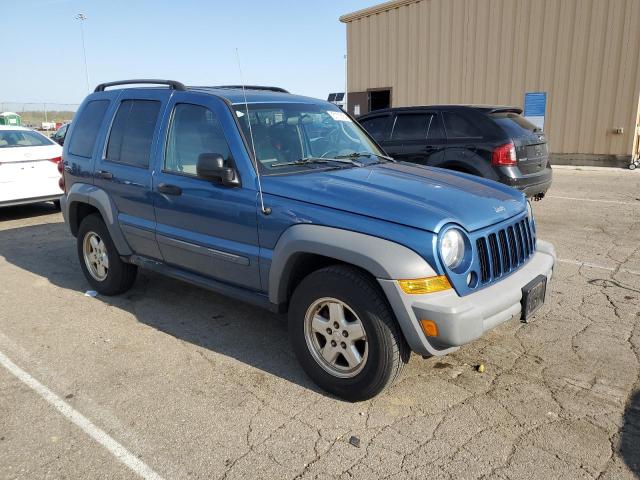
<box><xmin>152</xmin><ymin>93</ymin><xmax>261</xmax><ymax>290</ymax></box>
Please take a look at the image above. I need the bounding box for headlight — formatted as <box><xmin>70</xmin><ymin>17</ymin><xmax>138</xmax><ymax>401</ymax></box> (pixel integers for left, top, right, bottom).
<box><xmin>527</xmin><ymin>200</ymin><xmax>533</xmax><ymax>221</ymax></box>
<box><xmin>441</xmin><ymin>229</ymin><xmax>465</xmax><ymax>269</ymax></box>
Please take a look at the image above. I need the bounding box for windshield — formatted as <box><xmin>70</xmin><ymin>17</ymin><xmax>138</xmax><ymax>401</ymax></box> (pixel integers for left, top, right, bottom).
<box><xmin>233</xmin><ymin>103</ymin><xmax>385</xmax><ymax>173</ymax></box>
<box><xmin>0</xmin><ymin>130</ymin><xmax>54</xmax><ymax>148</ymax></box>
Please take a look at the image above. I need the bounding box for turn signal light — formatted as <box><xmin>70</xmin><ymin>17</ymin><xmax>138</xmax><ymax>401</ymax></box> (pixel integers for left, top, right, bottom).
<box><xmin>398</xmin><ymin>276</ymin><xmax>452</xmax><ymax>294</ymax></box>
<box><xmin>420</xmin><ymin>320</ymin><xmax>439</xmax><ymax>337</ymax></box>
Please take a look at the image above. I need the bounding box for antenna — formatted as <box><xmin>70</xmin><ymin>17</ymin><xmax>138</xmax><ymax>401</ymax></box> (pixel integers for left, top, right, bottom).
<box><xmin>236</xmin><ymin>48</ymin><xmax>270</xmax><ymax>215</ymax></box>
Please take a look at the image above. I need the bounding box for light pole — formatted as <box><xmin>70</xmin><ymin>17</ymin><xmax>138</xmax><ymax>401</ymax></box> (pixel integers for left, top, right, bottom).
<box><xmin>76</xmin><ymin>13</ymin><xmax>90</xmax><ymax>92</ymax></box>
<box><xmin>344</xmin><ymin>54</ymin><xmax>348</xmax><ymax>114</ymax></box>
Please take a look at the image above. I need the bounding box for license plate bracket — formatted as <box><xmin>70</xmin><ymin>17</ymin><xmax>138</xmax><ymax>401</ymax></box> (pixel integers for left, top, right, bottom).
<box><xmin>521</xmin><ymin>275</ymin><xmax>547</xmax><ymax>322</ymax></box>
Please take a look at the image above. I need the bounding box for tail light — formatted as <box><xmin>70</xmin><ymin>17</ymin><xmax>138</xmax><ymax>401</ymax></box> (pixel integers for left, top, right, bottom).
<box><xmin>492</xmin><ymin>142</ymin><xmax>517</xmax><ymax>166</ymax></box>
<box><xmin>49</xmin><ymin>156</ymin><xmax>62</xmax><ymax>164</ymax></box>
<box><xmin>57</xmin><ymin>157</ymin><xmax>66</xmax><ymax>192</ymax></box>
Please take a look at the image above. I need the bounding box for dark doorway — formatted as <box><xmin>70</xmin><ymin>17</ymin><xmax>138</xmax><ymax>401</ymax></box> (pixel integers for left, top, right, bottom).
<box><xmin>369</xmin><ymin>89</ymin><xmax>391</xmax><ymax>112</ymax></box>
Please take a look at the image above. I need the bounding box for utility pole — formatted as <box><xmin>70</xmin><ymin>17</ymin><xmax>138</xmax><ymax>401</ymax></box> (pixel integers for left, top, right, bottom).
<box><xmin>76</xmin><ymin>13</ymin><xmax>90</xmax><ymax>92</ymax></box>
<box><xmin>344</xmin><ymin>54</ymin><xmax>348</xmax><ymax>114</ymax></box>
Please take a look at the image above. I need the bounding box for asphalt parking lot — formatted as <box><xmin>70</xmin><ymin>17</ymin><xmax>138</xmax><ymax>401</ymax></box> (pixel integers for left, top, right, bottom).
<box><xmin>0</xmin><ymin>167</ymin><xmax>639</xmax><ymax>480</ymax></box>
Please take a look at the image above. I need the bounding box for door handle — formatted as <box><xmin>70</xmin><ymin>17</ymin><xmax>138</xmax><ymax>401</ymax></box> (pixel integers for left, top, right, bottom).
<box><xmin>98</xmin><ymin>170</ymin><xmax>113</xmax><ymax>180</ymax></box>
<box><xmin>157</xmin><ymin>183</ymin><xmax>182</xmax><ymax>196</ymax></box>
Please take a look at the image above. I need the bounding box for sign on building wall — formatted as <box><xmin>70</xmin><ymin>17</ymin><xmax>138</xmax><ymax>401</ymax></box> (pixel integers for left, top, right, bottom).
<box><xmin>524</xmin><ymin>92</ymin><xmax>547</xmax><ymax>131</ymax></box>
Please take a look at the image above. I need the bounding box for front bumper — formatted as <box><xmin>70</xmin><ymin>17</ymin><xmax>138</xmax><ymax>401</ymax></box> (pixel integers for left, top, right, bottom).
<box><xmin>378</xmin><ymin>240</ymin><xmax>556</xmax><ymax>357</ymax></box>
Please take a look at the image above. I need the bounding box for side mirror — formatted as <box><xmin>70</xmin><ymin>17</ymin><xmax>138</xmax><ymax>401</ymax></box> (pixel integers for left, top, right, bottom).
<box><xmin>196</xmin><ymin>153</ymin><xmax>239</xmax><ymax>186</ymax></box>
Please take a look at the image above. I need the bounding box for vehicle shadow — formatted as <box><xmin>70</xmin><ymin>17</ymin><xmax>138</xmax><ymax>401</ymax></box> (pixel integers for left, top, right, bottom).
<box><xmin>0</xmin><ymin>221</ymin><xmax>325</xmax><ymax>395</ymax></box>
<box><xmin>621</xmin><ymin>389</ymin><xmax>640</xmax><ymax>477</ymax></box>
<box><xmin>0</xmin><ymin>202</ymin><xmax>60</xmax><ymax>221</ymax></box>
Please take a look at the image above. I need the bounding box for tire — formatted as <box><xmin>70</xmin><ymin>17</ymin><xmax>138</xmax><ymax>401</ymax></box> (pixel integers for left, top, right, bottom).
<box><xmin>52</xmin><ymin>200</ymin><xmax>61</xmax><ymax>210</ymax></box>
<box><xmin>288</xmin><ymin>265</ymin><xmax>409</xmax><ymax>401</ymax></box>
<box><xmin>76</xmin><ymin>214</ymin><xmax>137</xmax><ymax>295</ymax></box>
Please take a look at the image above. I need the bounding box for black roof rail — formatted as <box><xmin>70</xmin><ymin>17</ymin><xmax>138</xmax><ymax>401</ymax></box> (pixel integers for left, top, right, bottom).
<box><xmin>94</xmin><ymin>79</ymin><xmax>186</xmax><ymax>92</ymax></box>
<box><xmin>206</xmin><ymin>85</ymin><xmax>289</xmax><ymax>93</ymax></box>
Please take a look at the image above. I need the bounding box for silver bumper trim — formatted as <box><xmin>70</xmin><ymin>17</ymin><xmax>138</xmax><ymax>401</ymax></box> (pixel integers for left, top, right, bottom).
<box><xmin>379</xmin><ymin>240</ymin><xmax>556</xmax><ymax>357</ymax></box>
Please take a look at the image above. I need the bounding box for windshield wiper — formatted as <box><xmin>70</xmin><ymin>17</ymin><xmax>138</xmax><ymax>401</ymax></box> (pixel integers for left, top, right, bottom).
<box><xmin>271</xmin><ymin>157</ymin><xmax>363</xmax><ymax>168</ymax></box>
<box><xmin>334</xmin><ymin>152</ymin><xmax>396</xmax><ymax>162</ymax></box>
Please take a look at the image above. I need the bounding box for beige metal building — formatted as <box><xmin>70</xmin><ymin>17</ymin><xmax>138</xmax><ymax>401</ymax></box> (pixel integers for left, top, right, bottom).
<box><xmin>340</xmin><ymin>0</ymin><xmax>640</xmax><ymax>166</ymax></box>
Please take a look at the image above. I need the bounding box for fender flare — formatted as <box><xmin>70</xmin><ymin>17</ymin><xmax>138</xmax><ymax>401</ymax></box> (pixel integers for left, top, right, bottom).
<box><xmin>64</xmin><ymin>183</ymin><xmax>133</xmax><ymax>256</ymax></box>
<box><xmin>268</xmin><ymin>224</ymin><xmax>437</xmax><ymax>305</ymax></box>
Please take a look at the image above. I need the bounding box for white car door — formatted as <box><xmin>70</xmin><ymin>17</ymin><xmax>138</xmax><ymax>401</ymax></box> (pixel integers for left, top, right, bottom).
<box><xmin>0</xmin><ymin>128</ymin><xmax>63</xmax><ymax>205</ymax></box>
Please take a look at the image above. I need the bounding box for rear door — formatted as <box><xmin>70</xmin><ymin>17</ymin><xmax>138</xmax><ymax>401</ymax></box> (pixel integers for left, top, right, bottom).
<box><xmin>442</xmin><ymin>110</ymin><xmax>485</xmax><ymax>165</ymax></box>
<box><xmin>489</xmin><ymin>112</ymin><xmax>549</xmax><ymax>174</ymax></box>
<box><xmin>388</xmin><ymin>111</ymin><xmax>446</xmax><ymax>165</ymax></box>
<box><xmin>93</xmin><ymin>90</ymin><xmax>170</xmax><ymax>259</ymax></box>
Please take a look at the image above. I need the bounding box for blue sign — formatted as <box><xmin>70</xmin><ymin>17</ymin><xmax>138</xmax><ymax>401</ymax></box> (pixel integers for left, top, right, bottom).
<box><xmin>524</xmin><ymin>92</ymin><xmax>547</xmax><ymax>130</ymax></box>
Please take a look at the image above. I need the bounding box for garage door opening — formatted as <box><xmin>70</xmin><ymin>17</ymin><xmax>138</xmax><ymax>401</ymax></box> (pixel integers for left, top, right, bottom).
<box><xmin>369</xmin><ymin>89</ymin><xmax>391</xmax><ymax>112</ymax></box>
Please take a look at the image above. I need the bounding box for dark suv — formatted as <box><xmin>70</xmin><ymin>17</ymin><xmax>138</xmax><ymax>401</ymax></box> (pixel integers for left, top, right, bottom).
<box><xmin>358</xmin><ymin>106</ymin><xmax>552</xmax><ymax>199</ymax></box>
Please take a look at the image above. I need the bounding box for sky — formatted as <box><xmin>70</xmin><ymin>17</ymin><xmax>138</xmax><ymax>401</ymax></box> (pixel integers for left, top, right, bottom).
<box><xmin>2</xmin><ymin>0</ymin><xmax>375</xmax><ymax>107</ymax></box>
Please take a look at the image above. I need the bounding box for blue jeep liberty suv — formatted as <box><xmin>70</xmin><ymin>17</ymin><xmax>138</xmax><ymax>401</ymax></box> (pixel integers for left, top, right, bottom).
<box><xmin>60</xmin><ymin>80</ymin><xmax>555</xmax><ymax>401</ymax></box>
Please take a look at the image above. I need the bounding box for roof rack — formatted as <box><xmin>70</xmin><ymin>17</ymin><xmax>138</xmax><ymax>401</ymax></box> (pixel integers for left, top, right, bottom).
<box><xmin>94</xmin><ymin>79</ymin><xmax>186</xmax><ymax>92</ymax></box>
<box><xmin>206</xmin><ymin>85</ymin><xmax>289</xmax><ymax>94</ymax></box>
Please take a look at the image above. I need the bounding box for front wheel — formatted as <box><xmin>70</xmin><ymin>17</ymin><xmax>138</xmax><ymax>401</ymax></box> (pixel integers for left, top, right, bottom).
<box><xmin>76</xmin><ymin>214</ymin><xmax>137</xmax><ymax>295</ymax></box>
<box><xmin>289</xmin><ymin>265</ymin><xmax>409</xmax><ymax>401</ymax></box>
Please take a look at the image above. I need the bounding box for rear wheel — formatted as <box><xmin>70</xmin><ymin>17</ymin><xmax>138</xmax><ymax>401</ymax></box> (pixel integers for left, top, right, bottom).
<box><xmin>77</xmin><ymin>214</ymin><xmax>137</xmax><ymax>295</ymax></box>
<box><xmin>289</xmin><ymin>265</ymin><xmax>409</xmax><ymax>401</ymax></box>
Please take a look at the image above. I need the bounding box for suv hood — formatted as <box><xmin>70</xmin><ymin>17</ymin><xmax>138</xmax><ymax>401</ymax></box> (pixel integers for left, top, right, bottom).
<box><xmin>262</xmin><ymin>163</ymin><xmax>526</xmax><ymax>233</ymax></box>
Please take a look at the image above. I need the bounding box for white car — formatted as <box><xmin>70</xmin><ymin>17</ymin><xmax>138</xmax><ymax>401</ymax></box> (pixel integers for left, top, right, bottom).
<box><xmin>0</xmin><ymin>126</ymin><xmax>63</xmax><ymax>208</ymax></box>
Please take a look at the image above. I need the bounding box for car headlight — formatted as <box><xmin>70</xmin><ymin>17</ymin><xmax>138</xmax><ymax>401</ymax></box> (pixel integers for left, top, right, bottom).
<box><xmin>527</xmin><ymin>200</ymin><xmax>533</xmax><ymax>221</ymax></box>
<box><xmin>441</xmin><ymin>229</ymin><xmax>465</xmax><ymax>269</ymax></box>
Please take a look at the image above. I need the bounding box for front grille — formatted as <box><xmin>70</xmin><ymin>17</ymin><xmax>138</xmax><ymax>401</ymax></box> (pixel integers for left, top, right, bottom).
<box><xmin>475</xmin><ymin>218</ymin><xmax>535</xmax><ymax>285</ymax></box>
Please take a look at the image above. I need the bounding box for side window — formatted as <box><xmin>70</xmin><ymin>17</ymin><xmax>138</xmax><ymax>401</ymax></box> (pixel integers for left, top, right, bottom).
<box><xmin>443</xmin><ymin>111</ymin><xmax>483</xmax><ymax>139</ymax></box>
<box><xmin>68</xmin><ymin>100</ymin><xmax>109</xmax><ymax>158</ymax></box>
<box><xmin>165</xmin><ymin>103</ymin><xmax>231</xmax><ymax>176</ymax></box>
<box><xmin>391</xmin><ymin>113</ymin><xmax>429</xmax><ymax>141</ymax></box>
<box><xmin>106</xmin><ymin>100</ymin><xmax>161</xmax><ymax>168</ymax></box>
<box><xmin>426</xmin><ymin>113</ymin><xmax>446</xmax><ymax>141</ymax></box>
<box><xmin>359</xmin><ymin>116</ymin><xmax>390</xmax><ymax>142</ymax></box>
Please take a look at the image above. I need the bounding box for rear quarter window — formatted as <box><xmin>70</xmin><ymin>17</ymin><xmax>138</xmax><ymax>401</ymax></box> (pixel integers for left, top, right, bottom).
<box><xmin>490</xmin><ymin>112</ymin><xmax>540</xmax><ymax>138</ymax></box>
<box><xmin>443</xmin><ymin>111</ymin><xmax>483</xmax><ymax>139</ymax></box>
<box><xmin>68</xmin><ymin>100</ymin><xmax>110</xmax><ymax>158</ymax></box>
